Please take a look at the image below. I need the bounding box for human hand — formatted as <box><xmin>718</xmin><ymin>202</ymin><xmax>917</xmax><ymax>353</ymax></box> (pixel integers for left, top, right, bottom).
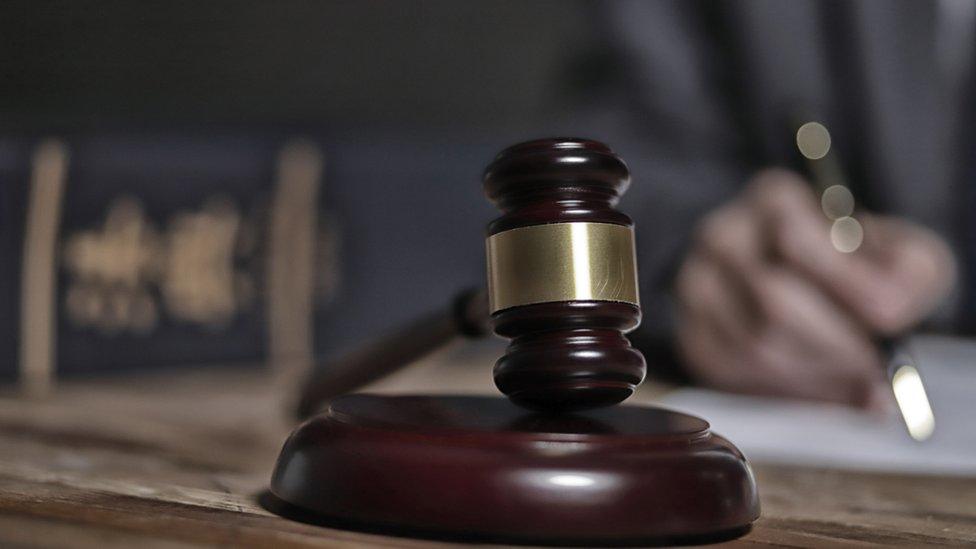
<box><xmin>674</xmin><ymin>169</ymin><xmax>956</xmax><ymax>409</ymax></box>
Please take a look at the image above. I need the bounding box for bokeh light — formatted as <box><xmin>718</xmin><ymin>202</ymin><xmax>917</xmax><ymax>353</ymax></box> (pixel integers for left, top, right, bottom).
<box><xmin>821</xmin><ymin>184</ymin><xmax>855</xmax><ymax>220</ymax></box>
<box><xmin>796</xmin><ymin>121</ymin><xmax>832</xmax><ymax>160</ymax></box>
<box><xmin>830</xmin><ymin>216</ymin><xmax>863</xmax><ymax>253</ymax></box>
<box><xmin>892</xmin><ymin>365</ymin><xmax>936</xmax><ymax>441</ymax></box>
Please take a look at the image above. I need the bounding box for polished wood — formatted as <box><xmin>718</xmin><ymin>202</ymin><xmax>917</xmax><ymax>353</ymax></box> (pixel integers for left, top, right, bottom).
<box><xmin>0</xmin><ymin>367</ymin><xmax>974</xmax><ymax>547</ymax></box>
<box><xmin>492</xmin><ymin>301</ymin><xmax>646</xmax><ymax>411</ymax></box>
<box><xmin>483</xmin><ymin>138</ymin><xmax>634</xmax><ymax>233</ymax></box>
<box><xmin>483</xmin><ymin>138</ymin><xmax>646</xmax><ymax>411</ymax></box>
<box><xmin>294</xmin><ymin>288</ymin><xmax>489</xmax><ymax>419</ymax></box>
<box><xmin>272</xmin><ymin>394</ymin><xmax>758</xmax><ymax>544</ymax></box>
<box><xmin>295</xmin><ymin>138</ymin><xmax>649</xmax><ymax>416</ymax></box>
<box><xmin>275</xmin><ymin>137</ymin><xmax>756</xmax><ymax>543</ymax></box>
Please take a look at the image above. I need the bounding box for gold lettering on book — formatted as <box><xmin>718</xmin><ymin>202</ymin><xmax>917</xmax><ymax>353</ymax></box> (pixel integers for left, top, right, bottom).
<box><xmin>62</xmin><ymin>195</ymin><xmax>254</xmax><ymax>334</ymax></box>
<box><xmin>163</xmin><ymin>197</ymin><xmax>242</xmax><ymax>327</ymax></box>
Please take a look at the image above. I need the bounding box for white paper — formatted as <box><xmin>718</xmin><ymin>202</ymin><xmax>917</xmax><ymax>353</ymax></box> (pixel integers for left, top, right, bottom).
<box><xmin>657</xmin><ymin>335</ymin><xmax>976</xmax><ymax>475</ymax></box>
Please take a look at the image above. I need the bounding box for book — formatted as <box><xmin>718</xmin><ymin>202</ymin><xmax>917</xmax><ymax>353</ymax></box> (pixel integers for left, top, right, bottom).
<box><xmin>1</xmin><ymin>133</ymin><xmax>335</xmax><ymax>389</ymax></box>
<box><xmin>1</xmin><ymin>129</ymin><xmax>512</xmax><ymax>392</ymax></box>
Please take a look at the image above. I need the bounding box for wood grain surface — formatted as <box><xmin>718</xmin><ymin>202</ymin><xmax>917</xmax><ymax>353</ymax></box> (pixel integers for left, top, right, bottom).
<box><xmin>0</xmin><ymin>355</ymin><xmax>973</xmax><ymax>548</ymax></box>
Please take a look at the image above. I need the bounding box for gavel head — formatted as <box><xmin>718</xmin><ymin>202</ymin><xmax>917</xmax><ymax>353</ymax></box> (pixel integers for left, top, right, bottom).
<box><xmin>483</xmin><ymin>138</ymin><xmax>646</xmax><ymax>411</ymax></box>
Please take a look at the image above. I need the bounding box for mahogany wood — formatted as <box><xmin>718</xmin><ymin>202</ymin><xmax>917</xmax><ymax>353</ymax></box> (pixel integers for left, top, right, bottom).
<box><xmin>492</xmin><ymin>301</ymin><xmax>646</xmax><ymax>411</ymax></box>
<box><xmin>272</xmin><ymin>138</ymin><xmax>760</xmax><ymax>545</ymax></box>
<box><xmin>483</xmin><ymin>138</ymin><xmax>633</xmax><ymax>233</ymax></box>
<box><xmin>484</xmin><ymin>138</ymin><xmax>646</xmax><ymax>410</ymax></box>
<box><xmin>271</xmin><ymin>394</ymin><xmax>760</xmax><ymax>545</ymax></box>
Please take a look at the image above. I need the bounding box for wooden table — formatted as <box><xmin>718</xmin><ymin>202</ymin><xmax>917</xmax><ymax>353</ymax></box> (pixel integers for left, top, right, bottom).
<box><xmin>1</xmin><ymin>353</ymin><xmax>974</xmax><ymax>548</ymax></box>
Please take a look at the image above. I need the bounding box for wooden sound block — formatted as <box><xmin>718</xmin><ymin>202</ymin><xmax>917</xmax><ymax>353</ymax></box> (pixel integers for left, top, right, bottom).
<box><xmin>270</xmin><ymin>394</ymin><xmax>760</xmax><ymax>545</ymax></box>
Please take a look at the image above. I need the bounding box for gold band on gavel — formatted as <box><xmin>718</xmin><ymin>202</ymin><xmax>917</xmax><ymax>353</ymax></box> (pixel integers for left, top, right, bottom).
<box><xmin>486</xmin><ymin>222</ymin><xmax>640</xmax><ymax>313</ymax></box>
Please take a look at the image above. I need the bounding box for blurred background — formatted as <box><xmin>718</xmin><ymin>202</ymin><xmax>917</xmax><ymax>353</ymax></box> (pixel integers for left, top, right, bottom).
<box><xmin>2</xmin><ymin>0</ymin><xmax>975</xmax><ymax>473</ymax></box>
<box><xmin>1</xmin><ymin>0</ymin><xmax>599</xmax><ymax>381</ymax></box>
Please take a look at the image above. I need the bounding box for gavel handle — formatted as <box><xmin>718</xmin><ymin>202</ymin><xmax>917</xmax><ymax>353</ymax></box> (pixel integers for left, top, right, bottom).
<box><xmin>294</xmin><ymin>288</ymin><xmax>490</xmax><ymax>419</ymax></box>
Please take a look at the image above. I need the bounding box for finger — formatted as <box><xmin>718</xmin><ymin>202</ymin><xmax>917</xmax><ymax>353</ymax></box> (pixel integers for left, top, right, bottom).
<box><xmin>689</xmin><ymin>193</ymin><xmax>876</xmax><ymax>403</ymax></box>
<box><xmin>746</xmin><ymin>171</ymin><xmax>929</xmax><ymax>334</ymax></box>
<box><xmin>855</xmin><ymin>215</ymin><xmax>957</xmax><ymax>331</ymax></box>
<box><xmin>743</xmin><ymin>266</ymin><xmax>885</xmax><ymax>406</ymax></box>
<box><xmin>675</xmin><ymin>251</ymin><xmax>755</xmax><ymax>346</ymax></box>
<box><xmin>676</xmin><ymin>290</ymin><xmax>800</xmax><ymax>397</ymax></box>
<box><xmin>681</xmin><ymin>299</ymin><xmax>873</xmax><ymax>405</ymax></box>
<box><xmin>675</xmin><ymin>247</ymin><xmax>773</xmax><ymax>393</ymax></box>
<box><xmin>676</xmin><ymin>305</ymin><xmax>745</xmax><ymax>391</ymax></box>
<box><xmin>681</xmin><ymin>175</ymin><xmax>891</xmax><ymax>406</ymax></box>
<box><xmin>692</xmin><ymin>200</ymin><xmax>766</xmax><ymax>325</ymax></box>
<box><xmin>677</xmin><ymin>248</ymin><xmax>883</xmax><ymax>406</ymax></box>
<box><xmin>746</xmin><ymin>169</ymin><xmax>860</xmax><ymax>290</ymax></box>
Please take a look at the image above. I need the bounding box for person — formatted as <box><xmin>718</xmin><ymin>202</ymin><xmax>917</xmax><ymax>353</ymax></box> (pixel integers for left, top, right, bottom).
<box><xmin>578</xmin><ymin>1</ymin><xmax>970</xmax><ymax>409</ymax></box>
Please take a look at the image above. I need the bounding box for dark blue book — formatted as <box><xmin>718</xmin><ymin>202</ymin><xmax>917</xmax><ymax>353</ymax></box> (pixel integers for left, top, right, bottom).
<box><xmin>1</xmin><ymin>129</ymin><xmax>513</xmax><ymax>387</ymax></box>
<box><xmin>1</xmin><ymin>133</ymin><xmax>335</xmax><ymax>384</ymax></box>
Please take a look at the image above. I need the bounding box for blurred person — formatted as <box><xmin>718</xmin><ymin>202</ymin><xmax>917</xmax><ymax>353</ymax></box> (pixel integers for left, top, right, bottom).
<box><xmin>581</xmin><ymin>1</ymin><xmax>969</xmax><ymax>409</ymax></box>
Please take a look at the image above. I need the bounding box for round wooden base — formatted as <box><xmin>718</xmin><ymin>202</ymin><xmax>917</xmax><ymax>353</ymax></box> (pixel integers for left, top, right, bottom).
<box><xmin>270</xmin><ymin>395</ymin><xmax>760</xmax><ymax>545</ymax></box>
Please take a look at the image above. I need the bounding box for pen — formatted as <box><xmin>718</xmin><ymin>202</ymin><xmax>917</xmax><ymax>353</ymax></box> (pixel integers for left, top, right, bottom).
<box><xmin>794</xmin><ymin>119</ymin><xmax>935</xmax><ymax>441</ymax></box>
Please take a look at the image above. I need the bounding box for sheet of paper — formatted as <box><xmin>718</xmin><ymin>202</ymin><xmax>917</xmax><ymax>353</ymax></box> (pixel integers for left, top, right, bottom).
<box><xmin>658</xmin><ymin>335</ymin><xmax>976</xmax><ymax>475</ymax></box>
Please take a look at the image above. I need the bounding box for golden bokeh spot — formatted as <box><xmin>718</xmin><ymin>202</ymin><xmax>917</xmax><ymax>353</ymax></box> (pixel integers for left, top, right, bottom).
<box><xmin>821</xmin><ymin>184</ymin><xmax>855</xmax><ymax>220</ymax></box>
<box><xmin>830</xmin><ymin>216</ymin><xmax>863</xmax><ymax>253</ymax></box>
<box><xmin>796</xmin><ymin>121</ymin><xmax>831</xmax><ymax>160</ymax></box>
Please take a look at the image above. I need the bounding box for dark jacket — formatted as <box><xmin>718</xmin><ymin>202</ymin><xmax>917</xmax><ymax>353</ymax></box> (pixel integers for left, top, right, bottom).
<box><xmin>587</xmin><ymin>1</ymin><xmax>969</xmax><ymax>369</ymax></box>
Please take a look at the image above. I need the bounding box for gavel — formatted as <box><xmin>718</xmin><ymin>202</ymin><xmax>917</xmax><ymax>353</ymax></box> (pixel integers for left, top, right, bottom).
<box><xmin>295</xmin><ymin>138</ymin><xmax>647</xmax><ymax>418</ymax></box>
<box><xmin>272</xmin><ymin>138</ymin><xmax>758</xmax><ymax>544</ymax></box>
